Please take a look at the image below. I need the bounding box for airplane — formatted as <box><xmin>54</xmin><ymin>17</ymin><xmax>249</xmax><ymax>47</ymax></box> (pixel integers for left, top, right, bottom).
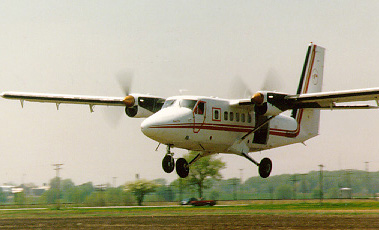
<box><xmin>3</xmin><ymin>43</ymin><xmax>379</xmax><ymax>179</ymax></box>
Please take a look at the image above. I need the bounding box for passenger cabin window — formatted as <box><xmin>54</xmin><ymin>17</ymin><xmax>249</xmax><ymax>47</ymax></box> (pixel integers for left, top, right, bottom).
<box><xmin>241</xmin><ymin>113</ymin><xmax>245</xmax><ymax>123</ymax></box>
<box><xmin>247</xmin><ymin>114</ymin><xmax>252</xmax><ymax>123</ymax></box>
<box><xmin>224</xmin><ymin>111</ymin><xmax>228</xmax><ymax>120</ymax></box>
<box><xmin>236</xmin><ymin>113</ymin><xmax>240</xmax><ymax>122</ymax></box>
<box><xmin>194</xmin><ymin>101</ymin><xmax>205</xmax><ymax>115</ymax></box>
<box><xmin>230</xmin><ymin>112</ymin><xmax>234</xmax><ymax>121</ymax></box>
<box><xmin>212</xmin><ymin>108</ymin><xmax>221</xmax><ymax>121</ymax></box>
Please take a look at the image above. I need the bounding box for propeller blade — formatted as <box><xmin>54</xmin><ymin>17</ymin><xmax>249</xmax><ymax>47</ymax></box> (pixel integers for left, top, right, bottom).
<box><xmin>117</xmin><ymin>71</ymin><xmax>133</xmax><ymax>95</ymax></box>
<box><xmin>102</xmin><ymin>106</ymin><xmax>125</xmax><ymax>128</ymax></box>
<box><xmin>229</xmin><ymin>76</ymin><xmax>253</xmax><ymax>99</ymax></box>
<box><xmin>104</xmin><ymin>71</ymin><xmax>134</xmax><ymax>128</ymax></box>
<box><xmin>261</xmin><ymin>68</ymin><xmax>283</xmax><ymax>92</ymax></box>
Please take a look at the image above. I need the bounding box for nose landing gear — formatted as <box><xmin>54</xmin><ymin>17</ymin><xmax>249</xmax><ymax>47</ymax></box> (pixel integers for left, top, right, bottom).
<box><xmin>162</xmin><ymin>145</ymin><xmax>189</xmax><ymax>178</ymax></box>
<box><xmin>161</xmin><ymin>145</ymin><xmax>202</xmax><ymax>178</ymax></box>
<box><xmin>162</xmin><ymin>145</ymin><xmax>175</xmax><ymax>173</ymax></box>
<box><xmin>162</xmin><ymin>154</ymin><xmax>175</xmax><ymax>173</ymax></box>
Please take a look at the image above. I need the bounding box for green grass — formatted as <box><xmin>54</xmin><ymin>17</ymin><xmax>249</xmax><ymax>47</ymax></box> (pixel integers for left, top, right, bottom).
<box><xmin>0</xmin><ymin>200</ymin><xmax>379</xmax><ymax>219</ymax></box>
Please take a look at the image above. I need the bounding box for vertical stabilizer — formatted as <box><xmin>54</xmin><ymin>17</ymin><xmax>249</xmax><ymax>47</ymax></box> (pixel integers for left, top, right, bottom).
<box><xmin>292</xmin><ymin>43</ymin><xmax>325</xmax><ymax>137</ymax></box>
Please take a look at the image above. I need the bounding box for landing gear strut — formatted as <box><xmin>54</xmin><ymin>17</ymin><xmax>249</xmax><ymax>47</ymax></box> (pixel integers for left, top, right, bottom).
<box><xmin>162</xmin><ymin>145</ymin><xmax>175</xmax><ymax>173</ymax></box>
<box><xmin>241</xmin><ymin>152</ymin><xmax>272</xmax><ymax>178</ymax></box>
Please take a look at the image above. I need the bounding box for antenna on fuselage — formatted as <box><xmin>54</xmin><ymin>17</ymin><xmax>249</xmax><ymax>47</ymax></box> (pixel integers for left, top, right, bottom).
<box><xmin>179</xmin><ymin>89</ymin><xmax>189</xmax><ymax>95</ymax></box>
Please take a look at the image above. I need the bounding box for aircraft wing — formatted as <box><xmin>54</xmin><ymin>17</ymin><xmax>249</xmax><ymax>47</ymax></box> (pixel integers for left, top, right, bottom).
<box><xmin>1</xmin><ymin>92</ymin><xmax>126</xmax><ymax>106</ymax></box>
<box><xmin>1</xmin><ymin>91</ymin><xmax>166</xmax><ymax>117</ymax></box>
<box><xmin>286</xmin><ymin>88</ymin><xmax>379</xmax><ymax>109</ymax></box>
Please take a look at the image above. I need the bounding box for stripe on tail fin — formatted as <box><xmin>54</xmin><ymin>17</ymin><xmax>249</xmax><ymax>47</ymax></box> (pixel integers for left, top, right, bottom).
<box><xmin>292</xmin><ymin>43</ymin><xmax>325</xmax><ymax>118</ymax></box>
<box><xmin>292</xmin><ymin>43</ymin><xmax>325</xmax><ymax>138</ymax></box>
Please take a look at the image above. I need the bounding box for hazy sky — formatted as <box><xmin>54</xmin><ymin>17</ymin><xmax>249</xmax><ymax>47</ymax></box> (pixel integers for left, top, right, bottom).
<box><xmin>1</xmin><ymin>0</ymin><xmax>379</xmax><ymax>186</ymax></box>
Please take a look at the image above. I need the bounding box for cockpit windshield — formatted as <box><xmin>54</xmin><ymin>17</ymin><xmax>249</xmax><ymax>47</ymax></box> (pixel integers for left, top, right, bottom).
<box><xmin>179</xmin><ymin>99</ymin><xmax>197</xmax><ymax>110</ymax></box>
<box><xmin>162</xmin><ymin>99</ymin><xmax>176</xmax><ymax>109</ymax></box>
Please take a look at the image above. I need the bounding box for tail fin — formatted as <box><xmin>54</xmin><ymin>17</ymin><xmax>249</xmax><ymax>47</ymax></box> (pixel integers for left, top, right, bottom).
<box><xmin>292</xmin><ymin>43</ymin><xmax>325</xmax><ymax>137</ymax></box>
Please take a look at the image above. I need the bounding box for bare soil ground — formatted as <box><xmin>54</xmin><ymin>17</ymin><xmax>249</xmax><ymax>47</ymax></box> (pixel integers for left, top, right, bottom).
<box><xmin>1</xmin><ymin>214</ymin><xmax>379</xmax><ymax>229</ymax></box>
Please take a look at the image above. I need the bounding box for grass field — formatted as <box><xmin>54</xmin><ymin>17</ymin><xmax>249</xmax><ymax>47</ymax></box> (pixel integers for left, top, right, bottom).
<box><xmin>1</xmin><ymin>200</ymin><xmax>379</xmax><ymax>229</ymax></box>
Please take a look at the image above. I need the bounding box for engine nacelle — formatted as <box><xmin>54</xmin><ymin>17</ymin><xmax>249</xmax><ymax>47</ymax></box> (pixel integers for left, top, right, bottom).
<box><xmin>252</xmin><ymin>91</ymin><xmax>290</xmax><ymax>116</ymax></box>
<box><xmin>125</xmin><ymin>94</ymin><xmax>165</xmax><ymax>118</ymax></box>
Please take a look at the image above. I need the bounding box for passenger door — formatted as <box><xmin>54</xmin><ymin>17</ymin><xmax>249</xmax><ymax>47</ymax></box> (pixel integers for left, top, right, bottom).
<box><xmin>193</xmin><ymin>101</ymin><xmax>206</xmax><ymax>133</ymax></box>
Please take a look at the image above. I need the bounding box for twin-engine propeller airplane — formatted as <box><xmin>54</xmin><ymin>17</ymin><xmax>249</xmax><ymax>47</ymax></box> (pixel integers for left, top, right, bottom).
<box><xmin>3</xmin><ymin>43</ymin><xmax>379</xmax><ymax>179</ymax></box>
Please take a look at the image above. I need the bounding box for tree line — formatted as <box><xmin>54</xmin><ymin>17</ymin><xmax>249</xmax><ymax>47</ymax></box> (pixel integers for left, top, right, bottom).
<box><xmin>1</xmin><ymin>153</ymin><xmax>379</xmax><ymax>206</ymax></box>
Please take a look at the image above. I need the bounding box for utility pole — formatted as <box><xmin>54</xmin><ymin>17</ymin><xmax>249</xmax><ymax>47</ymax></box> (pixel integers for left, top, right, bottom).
<box><xmin>318</xmin><ymin>164</ymin><xmax>324</xmax><ymax>204</ymax></box>
<box><xmin>365</xmin><ymin>162</ymin><xmax>371</xmax><ymax>198</ymax></box>
<box><xmin>239</xmin><ymin>169</ymin><xmax>243</xmax><ymax>200</ymax></box>
<box><xmin>290</xmin><ymin>174</ymin><xmax>299</xmax><ymax>200</ymax></box>
<box><xmin>113</xmin><ymin>177</ymin><xmax>117</xmax><ymax>188</ymax></box>
<box><xmin>345</xmin><ymin>169</ymin><xmax>352</xmax><ymax>199</ymax></box>
<box><xmin>179</xmin><ymin>178</ymin><xmax>183</xmax><ymax>202</ymax></box>
<box><xmin>300</xmin><ymin>174</ymin><xmax>308</xmax><ymax>200</ymax></box>
<box><xmin>232</xmin><ymin>179</ymin><xmax>237</xmax><ymax>200</ymax></box>
<box><xmin>52</xmin><ymin>164</ymin><xmax>63</xmax><ymax>210</ymax></box>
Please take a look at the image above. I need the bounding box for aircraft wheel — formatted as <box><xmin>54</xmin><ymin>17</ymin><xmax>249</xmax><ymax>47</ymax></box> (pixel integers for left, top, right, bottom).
<box><xmin>176</xmin><ymin>158</ymin><xmax>189</xmax><ymax>178</ymax></box>
<box><xmin>162</xmin><ymin>155</ymin><xmax>175</xmax><ymax>173</ymax></box>
<box><xmin>258</xmin><ymin>158</ymin><xmax>272</xmax><ymax>178</ymax></box>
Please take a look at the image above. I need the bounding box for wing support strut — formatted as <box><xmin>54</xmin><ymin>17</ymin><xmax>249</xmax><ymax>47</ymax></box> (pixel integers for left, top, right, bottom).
<box><xmin>241</xmin><ymin>116</ymin><xmax>276</xmax><ymax>141</ymax></box>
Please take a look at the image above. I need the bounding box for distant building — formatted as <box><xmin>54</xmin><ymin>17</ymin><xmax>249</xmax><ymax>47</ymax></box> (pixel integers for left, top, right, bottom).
<box><xmin>0</xmin><ymin>185</ymin><xmax>16</xmax><ymax>194</ymax></box>
<box><xmin>32</xmin><ymin>185</ymin><xmax>50</xmax><ymax>196</ymax></box>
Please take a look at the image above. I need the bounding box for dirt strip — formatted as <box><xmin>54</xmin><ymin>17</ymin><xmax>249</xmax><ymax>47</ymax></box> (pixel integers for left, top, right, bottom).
<box><xmin>1</xmin><ymin>214</ymin><xmax>379</xmax><ymax>229</ymax></box>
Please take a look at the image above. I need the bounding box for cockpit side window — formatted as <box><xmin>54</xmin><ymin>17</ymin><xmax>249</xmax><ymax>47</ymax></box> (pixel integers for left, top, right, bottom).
<box><xmin>179</xmin><ymin>99</ymin><xmax>197</xmax><ymax>110</ymax></box>
<box><xmin>194</xmin><ymin>101</ymin><xmax>205</xmax><ymax>115</ymax></box>
<box><xmin>162</xmin><ymin>99</ymin><xmax>176</xmax><ymax>109</ymax></box>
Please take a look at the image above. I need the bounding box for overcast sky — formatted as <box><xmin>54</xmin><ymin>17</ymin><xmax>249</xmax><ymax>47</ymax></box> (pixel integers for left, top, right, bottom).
<box><xmin>1</xmin><ymin>0</ymin><xmax>379</xmax><ymax>186</ymax></box>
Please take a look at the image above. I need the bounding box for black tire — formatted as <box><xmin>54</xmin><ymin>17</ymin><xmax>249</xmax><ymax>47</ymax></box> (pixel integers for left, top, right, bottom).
<box><xmin>162</xmin><ymin>155</ymin><xmax>175</xmax><ymax>173</ymax></box>
<box><xmin>176</xmin><ymin>158</ymin><xmax>189</xmax><ymax>178</ymax></box>
<box><xmin>259</xmin><ymin>158</ymin><xmax>272</xmax><ymax>178</ymax></box>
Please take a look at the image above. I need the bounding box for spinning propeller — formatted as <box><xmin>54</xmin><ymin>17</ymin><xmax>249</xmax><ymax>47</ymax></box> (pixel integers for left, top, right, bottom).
<box><xmin>103</xmin><ymin>71</ymin><xmax>135</xmax><ymax>127</ymax></box>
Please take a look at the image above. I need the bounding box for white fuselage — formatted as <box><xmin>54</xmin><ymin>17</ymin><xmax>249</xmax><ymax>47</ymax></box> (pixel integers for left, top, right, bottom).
<box><xmin>141</xmin><ymin>95</ymin><xmax>316</xmax><ymax>156</ymax></box>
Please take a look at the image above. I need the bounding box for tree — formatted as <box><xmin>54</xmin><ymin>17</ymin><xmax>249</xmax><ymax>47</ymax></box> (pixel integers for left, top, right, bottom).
<box><xmin>275</xmin><ymin>184</ymin><xmax>292</xmax><ymax>199</ymax></box>
<box><xmin>0</xmin><ymin>188</ymin><xmax>7</xmax><ymax>203</ymax></box>
<box><xmin>125</xmin><ymin>179</ymin><xmax>158</xmax><ymax>206</ymax></box>
<box><xmin>183</xmin><ymin>151</ymin><xmax>226</xmax><ymax>198</ymax></box>
<box><xmin>14</xmin><ymin>192</ymin><xmax>26</xmax><ymax>205</ymax></box>
<box><xmin>65</xmin><ymin>182</ymin><xmax>94</xmax><ymax>203</ymax></box>
<box><xmin>156</xmin><ymin>185</ymin><xmax>175</xmax><ymax>201</ymax></box>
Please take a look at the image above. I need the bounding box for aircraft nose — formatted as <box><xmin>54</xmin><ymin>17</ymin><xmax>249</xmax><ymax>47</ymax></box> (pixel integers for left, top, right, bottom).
<box><xmin>141</xmin><ymin>117</ymin><xmax>155</xmax><ymax>137</ymax></box>
<box><xmin>141</xmin><ymin>115</ymin><xmax>165</xmax><ymax>140</ymax></box>
<box><xmin>140</xmin><ymin>108</ymin><xmax>192</xmax><ymax>143</ymax></box>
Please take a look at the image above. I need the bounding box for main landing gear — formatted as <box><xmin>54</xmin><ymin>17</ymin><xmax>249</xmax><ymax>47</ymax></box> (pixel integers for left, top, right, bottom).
<box><xmin>242</xmin><ymin>152</ymin><xmax>272</xmax><ymax>178</ymax></box>
<box><xmin>162</xmin><ymin>145</ymin><xmax>191</xmax><ymax>178</ymax></box>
